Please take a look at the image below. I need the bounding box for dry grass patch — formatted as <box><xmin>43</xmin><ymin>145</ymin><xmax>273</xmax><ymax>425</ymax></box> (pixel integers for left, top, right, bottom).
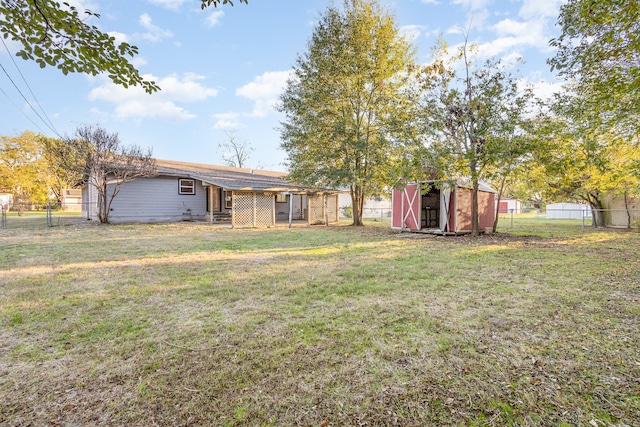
<box><xmin>1</xmin><ymin>222</ymin><xmax>639</xmax><ymax>426</ymax></box>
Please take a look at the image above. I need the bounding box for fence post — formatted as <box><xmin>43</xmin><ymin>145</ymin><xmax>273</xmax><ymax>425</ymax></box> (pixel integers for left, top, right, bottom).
<box><xmin>1</xmin><ymin>205</ymin><xmax>5</xmax><ymax>229</ymax></box>
<box><xmin>47</xmin><ymin>204</ymin><xmax>53</xmax><ymax>227</ymax></box>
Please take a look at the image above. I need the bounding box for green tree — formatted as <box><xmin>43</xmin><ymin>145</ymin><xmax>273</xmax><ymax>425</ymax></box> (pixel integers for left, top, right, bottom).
<box><xmin>418</xmin><ymin>40</ymin><xmax>534</xmax><ymax>235</ymax></box>
<box><xmin>58</xmin><ymin>125</ymin><xmax>157</xmax><ymax>224</ymax></box>
<box><xmin>521</xmin><ymin>111</ymin><xmax>637</xmax><ymax>228</ymax></box>
<box><xmin>278</xmin><ymin>0</ymin><xmax>419</xmax><ymax>226</ymax></box>
<box><xmin>41</xmin><ymin>136</ymin><xmax>85</xmax><ymax>203</ymax></box>
<box><xmin>0</xmin><ymin>131</ymin><xmax>51</xmax><ymax>213</ymax></box>
<box><xmin>549</xmin><ymin>0</ymin><xmax>640</xmax><ymax>137</ymax></box>
<box><xmin>0</xmin><ymin>0</ymin><xmax>247</xmax><ymax>93</ymax></box>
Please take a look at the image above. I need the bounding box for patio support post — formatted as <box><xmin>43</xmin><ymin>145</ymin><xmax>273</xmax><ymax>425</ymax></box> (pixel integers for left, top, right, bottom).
<box><xmin>253</xmin><ymin>193</ymin><xmax>257</xmax><ymax>227</ymax></box>
<box><xmin>208</xmin><ymin>185</ymin><xmax>213</xmax><ymax>223</ymax></box>
<box><xmin>288</xmin><ymin>193</ymin><xmax>293</xmax><ymax>228</ymax></box>
<box><xmin>324</xmin><ymin>194</ymin><xmax>329</xmax><ymax>227</ymax></box>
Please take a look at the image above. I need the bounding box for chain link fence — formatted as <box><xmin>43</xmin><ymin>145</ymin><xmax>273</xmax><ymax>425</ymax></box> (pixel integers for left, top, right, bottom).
<box><xmin>496</xmin><ymin>208</ymin><xmax>640</xmax><ymax>234</ymax></box>
<box><xmin>0</xmin><ymin>202</ymin><xmax>86</xmax><ymax>230</ymax></box>
<box><xmin>3</xmin><ymin>201</ymin><xmax>639</xmax><ymax>233</ymax></box>
<box><xmin>340</xmin><ymin>206</ymin><xmax>392</xmax><ymax>221</ymax></box>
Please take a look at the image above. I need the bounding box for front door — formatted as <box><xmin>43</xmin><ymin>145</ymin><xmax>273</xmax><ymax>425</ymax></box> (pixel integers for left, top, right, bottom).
<box><xmin>206</xmin><ymin>187</ymin><xmax>222</xmax><ymax>212</ymax></box>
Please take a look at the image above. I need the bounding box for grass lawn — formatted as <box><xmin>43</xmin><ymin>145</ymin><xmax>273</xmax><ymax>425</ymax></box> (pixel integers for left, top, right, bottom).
<box><xmin>1</xmin><ymin>221</ymin><xmax>638</xmax><ymax>426</ymax></box>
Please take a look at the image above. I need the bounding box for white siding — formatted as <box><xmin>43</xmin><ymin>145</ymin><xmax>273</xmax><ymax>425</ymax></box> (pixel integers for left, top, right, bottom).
<box><xmin>338</xmin><ymin>192</ymin><xmax>392</xmax><ymax>218</ymax></box>
<box><xmin>496</xmin><ymin>198</ymin><xmax>521</xmax><ymax>214</ymax></box>
<box><xmin>106</xmin><ymin>177</ymin><xmax>207</xmax><ymax>223</ymax></box>
<box><xmin>82</xmin><ymin>184</ymin><xmax>99</xmax><ymax>220</ymax></box>
<box><xmin>603</xmin><ymin>195</ymin><xmax>639</xmax><ymax>227</ymax></box>
<box><xmin>546</xmin><ymin>203</ymin><xmax>591</xmax><ymax>220</ymax></box>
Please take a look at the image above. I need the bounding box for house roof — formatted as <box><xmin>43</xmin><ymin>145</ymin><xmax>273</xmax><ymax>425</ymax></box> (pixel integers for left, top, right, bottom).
<box><xmin>155</xmin><ymin>159</ymin><xmax>331</xmax><ymax>193</ymax></box>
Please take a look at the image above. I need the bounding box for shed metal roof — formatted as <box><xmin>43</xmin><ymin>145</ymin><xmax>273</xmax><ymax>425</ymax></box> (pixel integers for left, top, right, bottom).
<box><xmin>416</xmin><ymin>178</ymin><xmax>496</xmax><ymax>194</ymax></box>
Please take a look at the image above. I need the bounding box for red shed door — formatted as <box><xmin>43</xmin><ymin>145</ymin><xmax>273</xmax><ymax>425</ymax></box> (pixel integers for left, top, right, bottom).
<box><xmin>392</xmin><ymin>183</ymin><xmax>420</xmax><ymax>231</ymax></box>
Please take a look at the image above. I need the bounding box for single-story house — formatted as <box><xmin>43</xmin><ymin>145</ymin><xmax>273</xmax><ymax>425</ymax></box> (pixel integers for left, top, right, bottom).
<box><xmin>496</xmin><ymin>198</ymin><xmax>521</xmax><ymax>214</ymax></box>
<box><xmin>391</xmin><ymin>179</ymin><xmax>496</xmax><ymax>234</ymax></box>
<box><xmin>545</xmin><ymin>202</ymin><xmax>592</xmax><ymax>220</ymax></box>
<box><xmin>82</xmin><ymin>159</ymin><xmax>339</xmax><ymax>228</ymax></box>
<box><xmin>61</xmin><ymin>189</ymin><xmax>82</xmax><ymax>212</ymax></box>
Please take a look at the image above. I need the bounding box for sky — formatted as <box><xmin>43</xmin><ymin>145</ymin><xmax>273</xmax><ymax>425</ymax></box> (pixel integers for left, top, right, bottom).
<box><xmin>0</xmin><ymin>0</ymin><xmax>565</xmax><ymax>171</ymax></box>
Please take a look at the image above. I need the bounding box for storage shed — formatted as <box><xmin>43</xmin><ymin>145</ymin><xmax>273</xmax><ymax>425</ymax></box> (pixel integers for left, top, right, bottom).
<box><xmin>496</xmin><ymin>198</ymin><xmax>521</xmax><ymax>214</ymax></box>
<box><xmin>391</xmin><ymin>179</ymin><xmax>496</xmax><ymax>234</ymax></box>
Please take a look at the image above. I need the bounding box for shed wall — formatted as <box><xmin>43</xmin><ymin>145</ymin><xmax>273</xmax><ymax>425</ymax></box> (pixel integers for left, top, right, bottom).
<box><xmin>479</xmin><ymin>190</ymin><xmax>496</xmax><ymax>229</ymax></box>
<box><xmin>456</xmin><ymin>189</ymin><xmax>472</xmax><ymax>231</ymax></box>
<box><xmin>454</xmin><ymin>188</ymin><xmax>495</xmax><ymax>232</ymax></box>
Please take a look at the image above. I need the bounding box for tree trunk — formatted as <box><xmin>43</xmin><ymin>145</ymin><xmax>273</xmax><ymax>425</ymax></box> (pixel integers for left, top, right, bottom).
<box><xmin>472</xmin><ymin>179</ymin><xmax>479</xmax><ymax>236</ymax></box>
<box><xmin>98</xmin><ymin>190</ymin><xmax>108</xmax><ymax>223</ymax></box>
<box><xmin>492</xmin><ymin>175</ymin><xmax>507</xmax><ymax>233</ymax></box>
<box><xmin>624</xmin><ymin>191</ymin><xmax>631</xmax><ymax>229</ymax></box>
<box><xmin>587</xmin><ymin>193</ymin><xmax>605</xmax><ymax>228</ymax></box>
<box><xmin>350</xmin><ymin>185</ymin><xmax>364</xmax><ymax>226</ymax></box>
<box><xmin>470</xmin><ymin>154</ymin><xmax>479</xmax><ymax>236</ymax></box>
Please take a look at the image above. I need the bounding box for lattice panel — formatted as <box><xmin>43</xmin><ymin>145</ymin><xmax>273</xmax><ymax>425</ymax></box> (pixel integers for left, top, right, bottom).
<box><xmin>232</xmin><ymin>192</ymin><xmax>255</xmax><ymax>228</ymax></box>
<box><xmin>232</xmin><ymin>192</ymin><xmax>275</xmax><ymax>228</ymax></box>
<box><xmin>255</xmin><ymin>193</ymin><xmax>274</xmax><ymax>227</ymax></box>
<box><xmin>308</xmin><ymin>194</ymin><xmax>325</xmax><ymax>225</ymax></box>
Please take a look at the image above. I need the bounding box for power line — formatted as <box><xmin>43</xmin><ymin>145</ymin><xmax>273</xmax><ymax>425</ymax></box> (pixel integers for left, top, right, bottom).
<box><xmin>0</xmin><ymin>61</ymin><xmax>60</xmax><ymax>137</ymax></box>
<box><xmin>0</xmin><ymin>84</ymin><xmax>48</xmax><ymax>134</ymax></box>
<box><xmin>1</xmin><ymin>38</ymin><xmax>61</xmax><ymax>137</ymax></box>
<box><xmin>0</xmin><ymin>39</ymin><xmax>62</xmax><ymax>138</ymax></box>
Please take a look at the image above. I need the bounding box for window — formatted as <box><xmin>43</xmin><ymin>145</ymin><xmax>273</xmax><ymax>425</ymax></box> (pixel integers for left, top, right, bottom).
<box><xmin>224</xmin><ymin>190</ymin><xmax>233</xmax><ymax>209</ymax></box>
<box><xmin>179</xmin><ymin>179</ymin><xmax>195</xmax><ymax>195</ymax></box>
<box><xmin>275</xmin><ymin>194</ymin><xmax>288</xmax><ymax>203</ymax></box>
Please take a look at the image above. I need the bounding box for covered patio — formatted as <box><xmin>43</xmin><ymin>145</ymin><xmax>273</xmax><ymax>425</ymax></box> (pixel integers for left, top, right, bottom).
<box><xmin>156</xmin><ymin>160</ymin><xmax>339</xmax><ymax>228</ymax></box>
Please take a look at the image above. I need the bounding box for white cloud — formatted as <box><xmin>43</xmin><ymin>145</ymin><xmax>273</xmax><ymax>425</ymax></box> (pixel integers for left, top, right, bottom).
<box><xmin>236</xmin><ymin>71</ymin><xmax>292</xmax><ymax>117</ymax></box>
<box><xmin>131</xmin><ymin>57</ymin><xmax>148</xmax><ymax>68</ymax></box>
<box><xmin>138</xmin><ymin>13</ymin><xmax>173</xmax><ymax>42</ymax></box>
<box><xmin>451</xmin><ymin>0</ymin><xmax>492</xmax><ymax>12</ymax></box>
<box><xmin>483</xmin><ymin>12</ymin><xmax>556</xmax><ymax>57</ymax></box>
<box><xmin>205</xmin><ymin>11</ymin><xmax>225</xmax><ymax>28</ymax></box>
<box><xmin>107</xmin><ymin>31</ymin><xmax>129</xmax><ymax>46</ymax></box>
<box><xmin>400</xmin><ymin>25</ymin><xmax>427</xmax><ymax>43</ymax></box>
<box><xmin>88</xmin><ymin>73</ymin><xmax>218</xmax><ymax>122</ymax></box>
<box><xmin>146</xmin><ymin>0</ymin><xmax>189</xmax><ymax>11</ymax></box>
<box><xmin>65</xmin><ymin>0</ymin><xmax>98</xmax><ymax>11</ymax></box>
<box><xmin>446</xmin><ymin>25</ymin><xmax>464</xmax><ymax>35</ymax></box>
<box><xmin>519</xmin><ymin>0</ymin><xmax>563</xmax><ymax>20</ymax></box>
<box><xmin>421</xmin><ymin>0</ymin><xmax>439</xmax><ymax>4</ymax></box>
<box><xmin>527</xmin><ymin>78</ymin><xmax>564</xmax><ymax>102</ymax></box>
<box><xmin>213</xmin><ymin>113</ymin><xmax>242</xmax><ymax>129</ymax></box>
